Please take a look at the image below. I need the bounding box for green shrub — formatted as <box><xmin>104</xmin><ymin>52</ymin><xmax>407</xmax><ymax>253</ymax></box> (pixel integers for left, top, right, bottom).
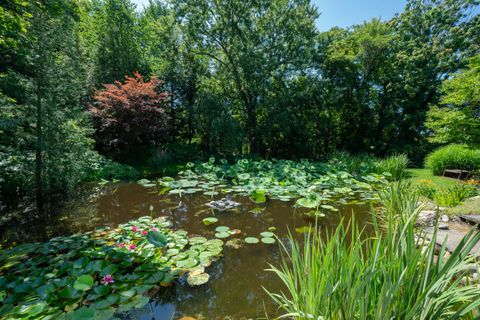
<box><xmin>266</xmin><ymin>181</ymin><xmax>480</xmax><ymax>319</ymax></box>
<box><xmin>434</xmin><ymin>184</ymin><xmax>477</xmax><ymax>207</ymax></box>
<box><xmin>327</xmin><ymin>151</ymin><xmax>376</xmax><ymax>174</ymax></box>
<box><xmin>85</xmin><ymin>158</ymin><xmax>140</xmax><ymax>181</ymax></box>
<box><xmin>425</xmin><ymin>144</ymin><xmax>480</xmax><ymax>176</ymax></box>
<box><xmin>374</xmin><ymin>154</ymin><xmax>409</xmax><ymax>180</ymax></box>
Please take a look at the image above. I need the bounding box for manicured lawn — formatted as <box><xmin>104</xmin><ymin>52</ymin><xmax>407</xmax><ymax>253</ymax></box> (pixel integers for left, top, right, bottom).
<box><xmin>406</xmin><ymin>168</ymin><xmax>461</xmax><ymax>189</ymax></box>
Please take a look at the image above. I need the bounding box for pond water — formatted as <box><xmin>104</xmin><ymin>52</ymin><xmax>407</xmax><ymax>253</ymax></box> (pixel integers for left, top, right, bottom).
<box><xmin>0</xmin><ymin>183</ymin><xmax>372</xmax><ymax>320</ymax></box>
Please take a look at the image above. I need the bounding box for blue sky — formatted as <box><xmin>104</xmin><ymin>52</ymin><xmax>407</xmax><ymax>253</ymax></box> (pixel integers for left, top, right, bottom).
<box><xmin>131</xmin><ymin>0</ymin><xmax>407</xmax><ymax>31</ymax></box>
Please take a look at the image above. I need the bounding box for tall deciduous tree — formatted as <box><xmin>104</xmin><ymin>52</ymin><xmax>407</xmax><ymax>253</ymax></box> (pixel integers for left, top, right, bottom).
<box><xmin>174</xmin><ymin>0</ymin><xmax>318</xmax><ymax>154</ymax></box>
<box><xmin>426</xmin><ymin>55</ymin><xmax>480</xmax><ymax>146</ymax></box>
<box><xmin>95</xmin><ymin>0</ymin><xmax>143</xmax><ymax>85</ymax></box>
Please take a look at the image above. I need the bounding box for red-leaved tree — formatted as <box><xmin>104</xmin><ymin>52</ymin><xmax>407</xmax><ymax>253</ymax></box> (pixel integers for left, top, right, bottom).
<box><xmin>89</xmin><ymin>72</ymin><xmax>170</xmax><ymax>153</ymax></box>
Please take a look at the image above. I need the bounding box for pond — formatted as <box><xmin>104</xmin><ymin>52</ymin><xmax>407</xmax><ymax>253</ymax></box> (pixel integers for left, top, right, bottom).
<box><xmin>1</xmin><ymin>182</ymin><xmax>372</xmax><ymax>320</ymax></box>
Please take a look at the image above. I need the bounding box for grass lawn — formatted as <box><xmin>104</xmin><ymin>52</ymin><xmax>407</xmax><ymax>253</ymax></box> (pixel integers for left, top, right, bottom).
<box><xmin>406</xmin><ymin>168</ymin><xmax>461</xmax><ymax>189</ymax></box>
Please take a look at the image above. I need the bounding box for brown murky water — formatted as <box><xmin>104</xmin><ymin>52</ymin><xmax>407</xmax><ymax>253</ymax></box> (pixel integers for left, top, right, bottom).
<box><xmin>0</xmin><ymin>183</ymin><xmax>372</xmax><ymax>320</ymax></box>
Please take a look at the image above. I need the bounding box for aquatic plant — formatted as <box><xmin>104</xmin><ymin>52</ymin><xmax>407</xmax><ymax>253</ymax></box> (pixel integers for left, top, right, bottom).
<box><xmin>0</xmin><ymin>216</ymin><xmax>223</xmax><ymax>319</ymax></box>
<box><xmin>147</xmin><ymin>158</ymin><xmax>388</xmax><ymax>208</ymax></box>
<box><xmin>265</xmin><ymin>182</ymin><xmax>480</xmax><ymax>319</ymax></box>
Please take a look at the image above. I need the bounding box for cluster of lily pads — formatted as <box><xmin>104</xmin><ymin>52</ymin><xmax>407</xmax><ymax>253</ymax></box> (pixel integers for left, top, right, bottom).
<box><xmin>138</xmin><ymin>158</ymin><xmax>388</xmax><ymax>212</ymax></box>
<box><xmin>0</xmin><ymin>216</ymin><xmax>223</xmax><ymax>319</ymax></box>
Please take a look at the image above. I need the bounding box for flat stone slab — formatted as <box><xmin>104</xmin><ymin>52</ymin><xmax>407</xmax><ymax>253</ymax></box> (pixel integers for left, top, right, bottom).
<box><xmin>460</xmin><ymin>215</ymin><xmax>480</xmax><ymax>226</ymax></box>
<box><xmin>426</xmin><ymin>228</ymin><xmax>480</xmax><ymax>255</ymax></box>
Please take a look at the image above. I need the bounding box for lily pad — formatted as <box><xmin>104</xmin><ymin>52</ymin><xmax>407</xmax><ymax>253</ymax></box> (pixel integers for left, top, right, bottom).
<box><xmin>244</xmin><ymin>237</ymin><xmax>259</xmax><ymax>244</ymax></box>
<box><xmin>186</xmin><ymin>272</ymin><xmax>210</xmax><ymax>286</ymax></box>
<box><xmin>146</xmin><ymin>231</ymin><xmax>168</xmax><ymax>248</ymax></box>
<box><xmin>260</xmin><ymin>231</ymin><xmax>274</xmax><ymax>238</ymax></box>
<box><xmin>215</xmin><ymin>232</ymin><xmax>230</xmax><ymax>239</ymax></box>
<box><xmin>261</xmin><ymin>237</ymin><xmax>276</xmax><ymax>244</ymax></box>
<box><xmin>202</xmin><ymin>217</ymin><xmax>218</xmax><ymax>225</ymax></box>
<box><xmin>73</xmin><ymin>275</ymin><xmax>94</xmax><ymax>291</ymax></box>
<box><xmin>215</xmin><ymin>226</ymin><xmax>230</xmax><ymax>232</ymax></box>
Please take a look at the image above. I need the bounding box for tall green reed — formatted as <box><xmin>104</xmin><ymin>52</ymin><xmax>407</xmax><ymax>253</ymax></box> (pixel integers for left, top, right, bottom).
<box><xmin>266</xmin><ymin>181</ymin><xmax>480</xmax><ymax>320</ymax></box>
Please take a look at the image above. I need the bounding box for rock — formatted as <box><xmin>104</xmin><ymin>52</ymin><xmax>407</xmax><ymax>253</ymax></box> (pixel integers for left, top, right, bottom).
<box><xmin>205</xmin><ymin>198</ymin><xmax>240</xmax><ymax>211</ymax></box>
<box><xmin>459</xmin><ymin>215</ymin><xmax>480</xmax><ymax>226</ymax></box>
<box><xmin>417</xmin><ymin>210</ymin><xmax>436</xmax><ymax>226</ymax></box>
<box><xmin>438</xmin><ymin>223</ymin><xmax>449</xmax><ymax>230</ymax></box>
<box><xmin>441</xmin><ymin>215</ymin><xmax>449</xmax><ymax>222</ymax></box>
<box><xmin>425</xmin><ymin>228</ymin><xmax>480</xmax><ymax>256</ymax></box>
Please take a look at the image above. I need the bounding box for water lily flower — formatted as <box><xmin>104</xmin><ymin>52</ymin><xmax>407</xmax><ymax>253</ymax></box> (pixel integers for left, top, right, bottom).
<box><xmin>150</xmin><ymin>228</ymin><xmax>158</xmax><ymax>232</ymax></box>
<box><xmin>129</xmin><ymin>244</ymin><xmax>136</xmax><ymax>250</ymax></box>
<box><xmin>132</xmin><ymin>226</ymin><xmax>138</xmax><ymax>232</ymax></box>
<box><xmin>141</xmin><ymin>230</ymin><xmax>148</xmax><ymax>236</ymax></box>
<box><xmin>117</xmin><ymin>243</ymin><xmax>126</xmax><ymax>248</ymax></box>
<box><xmin>101</xmin><ymin>274</ymin><xmax>114</xmax><ymax>285</ymax></box>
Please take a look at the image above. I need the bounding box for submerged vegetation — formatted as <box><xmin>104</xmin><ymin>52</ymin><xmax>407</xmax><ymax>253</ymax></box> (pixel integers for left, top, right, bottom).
<box><xmin>266</xmin><ymin>182</ymin><xmax>480</xmax><ymax>319</ymax></box>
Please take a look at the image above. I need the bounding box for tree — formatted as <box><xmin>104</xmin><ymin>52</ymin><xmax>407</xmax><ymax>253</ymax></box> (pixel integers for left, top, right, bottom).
<box><xmin>89</xmin><ymin>72</ymin><xmax>170</xmax><ymax>153</ymax></box>
<box><xmin>174</xmin><ymin>0</ymin><xmax>318</xmax><ymax>154</ymax></box>
<box><xmin>426</xmin><ymin>55</ymin><xmax>480</xmax><ymax>146</ymax></box>
<box><xmin>0</xmin><ymin>0</ymin><xmax>97</xmax><ymax>211</ymax></box>
<box><xmin>94</xmin><ymin>0</ymin><xmax>143</xmax><ymax>85</ymax></box>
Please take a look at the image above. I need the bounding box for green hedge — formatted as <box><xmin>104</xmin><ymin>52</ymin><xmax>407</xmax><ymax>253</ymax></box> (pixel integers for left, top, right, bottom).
<box><xmin>425</xmin><ymin>144</ymin><xmax>480</xmax><ymax>176</ymax></box>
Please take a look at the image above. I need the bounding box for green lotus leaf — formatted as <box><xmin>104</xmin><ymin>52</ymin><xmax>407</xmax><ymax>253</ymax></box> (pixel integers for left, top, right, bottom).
<box><xmin>250</xmin><ymin>190</ymin><xmax>267</xmax><ymax>203</ymax></box>
<box><xmin>215</xmin><ymin>226</ymin><xmax>230</xmax><ymax>232</ymax></box>
<box><xmin>187</xmin><ymin>272</ymin><xmax>210</xmax><ymax>286</ymax></box>
<box><xmin>245</xmin><ymin>237</ymin><xmax>259</xmax><ymax>244</ymax></box>
<box><xmin>146</xmin><ymin>231</ymin><xmax>168</xmax><ymax>248</ymax></box>
<box><xmin>202</xmin><ymin>217</ymin><xmax>218</xmax><ymax>225</ymax></box>
<box><xmin>215</xmin><ymin>232</ymin><xmax>230</xmax><ymax>239</ymax></box>
<box><xmin>73</xmin><ymin>275</ymin><xmax>94</xmax><ymax>291</ymax></box>
<box><xmin>261</xmin><ymin>237</ymin><xmax>276</xmax><ymax>244</ymax></box>
<box><xmin>260</xmin><ymin>231</ymin><xmax>274</xmax><ymax>238</ymax></box>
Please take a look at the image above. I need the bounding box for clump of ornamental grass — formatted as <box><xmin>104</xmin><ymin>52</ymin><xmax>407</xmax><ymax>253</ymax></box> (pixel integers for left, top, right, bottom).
<box><xmin>265</xmin><ymin>181</ymin><xmax>480</xmax><ymax>320</ymax></box>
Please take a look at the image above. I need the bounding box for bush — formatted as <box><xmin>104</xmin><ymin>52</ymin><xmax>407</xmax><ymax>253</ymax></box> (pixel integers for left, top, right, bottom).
<box><xmin>374</xmin><ymin>154</ymin><xmax>409</xmax><ymax>180</ymax></box>
<box><xmin>433</xmin><ymin>184</ymin><xmax>477</xmax><ymax>207</ymax></box>
<box><xmin>425</xmin><ymin>144</ymin><xmax>480</xmax><ymax>176</ymax></box>
<box><xmin>84</xmin><ymin>157</ymin><xmax>140</xmax><ymax>181</ymax></box>
<box><xmin>89</xmin><ymin>72</ymin><xmax>169</xmax><ymax>154</ymax></box>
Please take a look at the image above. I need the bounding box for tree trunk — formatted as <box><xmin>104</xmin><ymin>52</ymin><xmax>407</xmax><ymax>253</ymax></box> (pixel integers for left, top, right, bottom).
<box><xmin>35</xmin><ymin>82</ymin><xmax>44</xmax><ymax>215</ymax></box>
<box><xmin>245</xmin><ymin>101</ymin><xmax>258</xmax><ymax>154</ymax></box>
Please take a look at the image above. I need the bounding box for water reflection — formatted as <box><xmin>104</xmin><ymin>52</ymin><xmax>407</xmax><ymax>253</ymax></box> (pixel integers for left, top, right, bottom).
<box><xmin>0</xmin><ymin>183</ymin><xmax>372</xmax><ymax>319</ymax></box>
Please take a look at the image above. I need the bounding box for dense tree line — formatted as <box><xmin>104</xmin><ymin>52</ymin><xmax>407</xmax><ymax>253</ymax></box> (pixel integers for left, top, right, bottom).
<box><xmin>1</xmin><ymin>0</ymin><xmax>479</xmax><ymax>209</ymax></box>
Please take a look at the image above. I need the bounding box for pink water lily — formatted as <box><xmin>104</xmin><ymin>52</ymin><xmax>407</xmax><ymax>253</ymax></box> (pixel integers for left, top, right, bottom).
<box><xmin>101</xmin><ymin>274</ymin><xmax>114</xmax><ymax>285</ymax></box>
<box><xmin>129</xmin><ymin>244</ymin><xmax>136</xmax><ymax>250</ymax></box>
<box><xmin>132</xmin><ymin>226</ymin><xmax>138</xmax><ymax>232</ymax></box>
<box><xmin>117</xmin><ymin>243</ymin><xmax>126</xmax><ymax>248</ymax></box>
<box><xmin>141</xmin><ymin>230</ymin><xmax>148</xmax><ymax>236</ymax></box>
<box><xmin>150</xmin><ymin>228</ymin><xmax>158</xmax><ymax>232</ymax></box>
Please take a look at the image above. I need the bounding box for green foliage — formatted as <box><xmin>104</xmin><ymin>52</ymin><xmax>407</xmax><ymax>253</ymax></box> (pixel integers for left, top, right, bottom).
<box><xmin>433</xmin><ymin>184</ymin><xmax>477</xmax><ymax>207</ymax></box>
<box><xmin>0</xmin><ymin>216</ymin><xmax>223</xmax><ymax>319</ymax></box>
<box><xmin>157</xmin><ymin>158</ymin><xmax>387</xmax><ymax>205</ymax></box>
<box><xmin>327</xmin><ymin>152</ymin><xmax>409</xmax><ymax>180</ymax></box>
<box><xmin>426</xmin><ymin>55</ymin><xmax>480</xmax><ymax>147</ymax></box>
<box><xmin>94</xmin><ymin>0</ymin><xmax>143</xmax><ymax>85</ymax></box>
<box><xmin>90</xmin><ymin>158</ymin><xmax>140</xmax><ymax>181</ymax></box>
<box><xmin>266</xmin><ymin>181</ymin><xmax>480</xmax><ymax>319</ymax></box>
<box><xmin>373</xmin><ymin>154</ymin><xmax>409</xmax><ymax>180</ymax></box>
<box><xmin>425</xmin><ymin>144</ymin><xmax>480</xmax><ymax>176</ymax></box>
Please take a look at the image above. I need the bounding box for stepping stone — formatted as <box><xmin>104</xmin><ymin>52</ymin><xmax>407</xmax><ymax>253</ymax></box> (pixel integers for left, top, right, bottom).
<box><xmin>426</xmin><ymin>228</ymin><xmax>480</xmax><ymax>255</ymax></box>
<box><xmin>460</xmin><ymin>215</ymin><xmax>480</xmax><ymax>226</ymax></box>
